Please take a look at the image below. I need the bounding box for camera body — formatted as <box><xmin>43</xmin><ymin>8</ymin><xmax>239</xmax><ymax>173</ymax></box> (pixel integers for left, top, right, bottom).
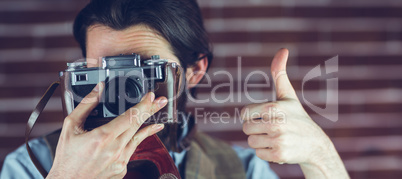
<box><xmin>59</xmin><ymin>54</ymin><xmax>183</xmax><ymax>130</ymax></box>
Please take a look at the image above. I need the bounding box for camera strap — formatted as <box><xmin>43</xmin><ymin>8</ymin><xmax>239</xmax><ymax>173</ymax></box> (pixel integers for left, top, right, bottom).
<box><xmin>25</xmin><ymin>81</ymin><xmax>60</xmax><ymax>178</ymax></box>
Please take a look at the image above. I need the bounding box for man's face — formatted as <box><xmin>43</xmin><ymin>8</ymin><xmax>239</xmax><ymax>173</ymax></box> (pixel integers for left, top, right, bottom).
<box><xmin>86</xmin><ymin>24</ymin><xmax>181</xmax><ymax>68</ymax></box>
<box><xmin>85</xmin><ymin>24</ymin><xmax>188</xmax><ymax>149</ymax></box>
<box><xmin>85</xmin><ymin>23</ymin><xmax>189</xmax><ymax>116</ymax></box>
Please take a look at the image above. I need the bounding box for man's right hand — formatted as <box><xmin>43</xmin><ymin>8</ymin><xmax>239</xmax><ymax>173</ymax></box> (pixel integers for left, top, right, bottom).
<box><xmin>46</xmin><ymin>82</ymin><xmax>168</xmax><ymax>178</ymax></box>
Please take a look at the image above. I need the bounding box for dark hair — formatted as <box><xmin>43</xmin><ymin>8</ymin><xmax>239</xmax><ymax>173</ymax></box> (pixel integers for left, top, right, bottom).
<box><xmin>73</xmin><ymin>0</ymin><xmax>212</xmax><ymax>70</ymax></box>
<box><xmin>73</xmin><ymin>0</ymin><xmax>212</xmax><ymax>97</ymax></box>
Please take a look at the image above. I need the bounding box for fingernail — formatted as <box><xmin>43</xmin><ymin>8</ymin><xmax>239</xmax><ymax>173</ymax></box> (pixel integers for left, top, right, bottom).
<box><xmin>93</xmin><ymin>83</ymin><xmax>100</xmax><ymax>92</ymax></box>
<box><xmin>158</xmin><ymin>98</ymin><xmax>168</xmax><ymax>108</ymax></box>
<box><xmin>150</xmin><ymin>92</ymin><xmax>155</xmax><ymax>102</ymax></box>
<box><xmin>152</xmin><ymin>124</ymin><xmax>164</xmax><ymax>131</ymax></box>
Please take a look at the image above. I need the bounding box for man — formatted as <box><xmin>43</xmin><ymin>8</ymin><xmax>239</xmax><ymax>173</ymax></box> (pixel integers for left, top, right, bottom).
<box><xmin>1</xmin><ymin>0</ymin><xmax>349</xmax><ymax>178</ymax></box>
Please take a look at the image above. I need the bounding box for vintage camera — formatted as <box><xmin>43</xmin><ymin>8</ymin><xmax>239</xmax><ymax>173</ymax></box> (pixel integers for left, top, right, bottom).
<box><xmin>59</xmin><ymin>54</ymin><xmax>183</xmax><ymax>130</ymax></box>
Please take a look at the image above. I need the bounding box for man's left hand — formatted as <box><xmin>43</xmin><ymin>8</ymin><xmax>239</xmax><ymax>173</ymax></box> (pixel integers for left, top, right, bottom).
<box><xmin>241</xmin><ymin>48</ymin><xmax>349</xmax><ymax>178</ymax></box>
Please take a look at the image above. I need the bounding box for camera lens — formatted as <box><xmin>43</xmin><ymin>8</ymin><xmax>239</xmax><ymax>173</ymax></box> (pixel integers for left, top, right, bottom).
<box><xmin>104</xmin><ymin>77</ymin><xmax>142</xmax><ymax>115</ymax></box>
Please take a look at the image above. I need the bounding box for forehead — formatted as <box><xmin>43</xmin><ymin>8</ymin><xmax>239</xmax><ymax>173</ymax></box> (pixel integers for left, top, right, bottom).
<box><xmin>85</xmin><ymin>24</ymin><xmax>179</xmax><ymax>67</ymax></box>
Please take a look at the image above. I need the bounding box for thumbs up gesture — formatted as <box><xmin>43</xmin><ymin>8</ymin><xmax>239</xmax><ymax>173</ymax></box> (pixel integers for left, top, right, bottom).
<box><xmin>241</xmin><ymin>49</ymin><xmax>349</xmax><ymax>178</ymax></box>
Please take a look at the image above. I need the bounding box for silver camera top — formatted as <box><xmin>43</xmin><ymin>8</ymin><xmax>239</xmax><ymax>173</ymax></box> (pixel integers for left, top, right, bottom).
<box><xmin>102</xmin><ymin>53</ymin><xmax>142</xmax><ymax>69</ymax></box>
<box><xmin>65</xmin><ymin>54</ymin><xmax>175</xmax><ymax>72</ymax></box>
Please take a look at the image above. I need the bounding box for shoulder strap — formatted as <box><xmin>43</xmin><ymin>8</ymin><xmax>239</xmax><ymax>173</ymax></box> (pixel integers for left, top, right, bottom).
<box><xmin>25</xmin><ymin>81</ymin><xmax>60</xmax><ymax>178</ymax></box>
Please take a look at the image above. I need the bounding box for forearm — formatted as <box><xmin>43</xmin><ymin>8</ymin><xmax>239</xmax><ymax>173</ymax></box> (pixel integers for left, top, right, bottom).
<box><xmin>299</xmin><ymin>141</ymin><xmax>349</xmax><ymax>179</ymax></box>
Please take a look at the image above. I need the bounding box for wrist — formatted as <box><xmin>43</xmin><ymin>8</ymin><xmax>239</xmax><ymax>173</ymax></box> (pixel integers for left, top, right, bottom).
<box><xmin>47</xmin><ymin>164</ymin><xmax>71</xmax><ymax>179</ymax></box>
<box><xmin>46</xmin><ymin>170</ymin><xmax>59</xmax><ymax>179</ymax></box>
<box><xmin>300</xmin><ymin>135</ymin><xmax>349</xmax><ymax>179</ymax></box>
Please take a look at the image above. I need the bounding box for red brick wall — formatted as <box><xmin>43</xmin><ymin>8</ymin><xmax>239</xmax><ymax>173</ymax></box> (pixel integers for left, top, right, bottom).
<box><xmin>1</xmin><ymin>0</ymin><xmax>401</xmax><ymax>178</ymax></box>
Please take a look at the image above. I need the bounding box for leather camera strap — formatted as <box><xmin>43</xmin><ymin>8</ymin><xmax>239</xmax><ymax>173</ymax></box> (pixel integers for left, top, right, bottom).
<box><xmin>25</xmin><ymin>81</ymin><xmax>60</xmax><ymax>178</ymax></box>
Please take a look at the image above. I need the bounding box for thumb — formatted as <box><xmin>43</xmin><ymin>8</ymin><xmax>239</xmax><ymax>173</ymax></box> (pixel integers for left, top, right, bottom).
<box><xmin>271</xmin><ymin>48</ymin><xmax>298</xmax><ymax>100</ymax></box>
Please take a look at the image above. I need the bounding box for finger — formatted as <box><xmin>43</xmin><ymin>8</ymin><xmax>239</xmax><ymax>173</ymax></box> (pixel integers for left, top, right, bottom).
<box><xmin>256</xmin><ymin>148</ymin><xmax>283</xmax><ymax>163</ymax></box>
<box><xmin>66</xmin><ymin>82</ymin><xmax>104</xmax><ymax>128</ymax></box>
<box><xmin>117</xmin><ymin>97</ymin><xmax>168</xmax><ymax>146</ymax></box>
<box><xmin>243</xmin><ymin>120</ymin><xmax>266</xmax><ymax>135</ymax></box>
<box><xmin>243</xmin><ymin>120</ymin><xmax>282</xmax><ymax>136</ymax></box>
<box><xmin>270</xmin><ymin>48</ymin><xmax>298</xmax><ymax>100</ymax></box>
<box><xmin>86</xmin><ymin>57</ymin><xmax>101</xmax><ymax>68</ymax></box>
<box><xmin>96</xmin><ymin>92</ymin><xmax>154</xmax><ymax>137</ymax></box>
<box><xmin>122</xmin><ymin>124</ymin><xmax>165</xmax><ymax>161</ymax></box>
<box><xmin>145</xmin><ymin>96</ymin><xmax>169</xmax><ymax>124</ymax></box>
<box><xmin>98</xmin><ymin>92</ymin><xmax>167</xmax><ymax>137</ymax></box>
<box><xmin>241</xmin><ymin>102</ymin><xmax>281</xmax><ymax>121</ymax></box>
<box><xmin>247</xmin><ymin>134</ymin><xmax>274</xmax><ymax>149</ymax></box>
